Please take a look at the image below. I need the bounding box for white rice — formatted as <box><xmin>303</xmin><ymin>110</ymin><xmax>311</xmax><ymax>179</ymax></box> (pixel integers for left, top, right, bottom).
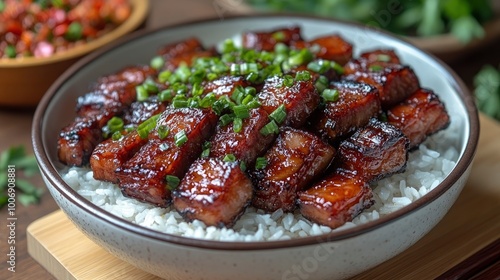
<box><xmin>62</xmin><ymin>121</ymin><xmax>460</xmax><ymax>241</ymax></box>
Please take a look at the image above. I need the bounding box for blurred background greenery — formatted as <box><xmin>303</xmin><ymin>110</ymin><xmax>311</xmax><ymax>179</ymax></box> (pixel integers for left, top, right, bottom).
<box><xmin>245</xmin><ymin>0</ymin><xmax>500</xmax><ymax>121</ymax></box>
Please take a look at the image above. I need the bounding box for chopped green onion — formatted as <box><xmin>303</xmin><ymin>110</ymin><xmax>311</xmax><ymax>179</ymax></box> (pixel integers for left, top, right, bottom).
<box><xmin>200</xmin><ymin>92</ymin><xmax>216</xmax><ymax>108</ymax></box>
<box><xmin>233</xmin><ymin>104</ymin><xmax>250</xmax><ymax>119</ymax></box>
<box><xmin>376</xmin><ymin>54</ymin><xmax>392</xmax><ymax>62</ymax></box>
<box><xmin>230</xmin><ymin>64</ymin><xmax>240</xmax><ymax>75</ymax></box>
<box><xmin>158</xmin><ymin>70</ymin><xmax>172</xmax><ymax>83</ymax></box>
<box><xmin>106</xmin><ymin>116</ymin><xmax>124</xmax><ymax>133</ymax></box>
<box><xmin>242</xmin><ymin>49</ymin><xmax>258</xmax><ymax>62</ymax></box>
<box><xmin>260</xmin><ymin>120</ymin><xmax>279</xmax><ymax>136</ymax></box>
<box><xmin>231</xmin><ymin>86</ymin><xmax>245</xmax><ymax>104</ymax></box>
<box><xmin>255</xmin><ymin>157</ymin><xmax>268</xmax><ymax>169</ymax></box>
<box><xmin>330</xmin><ymin>61</ymin><xmax>345</xmax><ymax>74</ymax></box>
<box><xmin>221</xmin><ymin>39</ymin><xmax>237</xmax><ymax>53</ymax></box>
<box><xmin>369</xmin><ymin>64</ymin><xmax>384</xmax><ymax>72</ymax></box>
<box><xmin>269</xmin><ymin>104</ymin><xmax>287</xmax><ymax>124</ymax></box>
<box><xmin>111</xmin><ymin>131</ymin><xmax>123</xmax><ymax>141</ymax></box>
<box><xmin>321</xmin><ymin>88</ymin><xmax>340</xmax><ymax>102</ymax></box>
<box><xmin>142</xmin><ymin>78</ymin><xmax>159</xmax><ymax>94</ymax></box>
<box><xmin>282</xmin><ymin>75</ymin><xmax>294</xmax><ymax>87</ymax></box>
<box><xmin>157</xmin><ymin>126</ymin><xmax>170</xmax><ymax>140</ymax></box>
<box><xmin>201</xmin><ymin>142</ymin><xmax>211</xmax><ymax>157</ymax></box>
<box><xmin>5</xmin><ymin>45</ymin><xmax>16</xmax><ymax>58</ymax></box>
<box><xmin>207</xmin><ymin>72</ymin><xmax>219</xmax><ymax>81</ymax></box>
<box><xmin>240</xmin><ymin>62</ymin><xmax>259</xmax><ymax>75</ymax></box>
<box><xmin>246</xmin><ymin>72</ymin><xmax>260</xmax><ymax>83</ymax></box>
<box><xmin>212</xmin><ymin>98</ymin><xmax>230</xmax><ymax>115</ymax></box>
<box><xmin>159</xmin><ymin>89</ymin><xmax>174</xmax><ymax>102</ymax></box>
<box><xmin>172</xmin><ymin>95</ymin><xmax>188</xmax><ymax>108</ymax></box>
<box><xmin>246</xmin><ymin>99</ymin><xmax>261</xmax><ymax>109</ymax></box>
<box><xmin>165</xmin><ymin>175</ymin><xmax>180</xmax><ymax>191</ymax></box>
<box><xmin>314</xmin><ymin>75</ymin><xmax>329</xmax><ymax>93</ymax></box>
<box><xmin>137</xmin><ymin>114</ymin><xmax>160</xmax><ymax>139</ymax></box>
<box><xmin>175</xmin><ymin>64</ymin><xmax>192</xmax><ymax>82</ymax></box>
<box><xmin>191</xmin><ymin>83</ymin><xmax>204</xmax><ymax>96</ymax></box>
<box><xmin>159</xmin><ymin>143</ymin><xmax>170</xmax><ymax>151</ymax></box>
<box><xmin>188</xmin><ymin>97</ymin><xmax>200</xmax><ymax>108</ymax></box>
<box><xmin>219</xmin><ymin>114</ymin><xmax>234</xmax><ymax>126</ymax></box>
<box><xmin>274</xmin><ymin>42</ymin><xmax>289</xmax><ymax>54</ymax></box>
<box><xmin>189</xmin><ymin>69</ymin><xmax>206</xmax><ymax>85</ymax></box>
<box><xmin>287</xmin><ymin>48</ymin><xmax>313</xmax><ymax>67</ymax></box>
<box><xmin>174</xmin><ymin>130</ymin><xmax>188</xmax><ymax>147</ymax></box>
<box><xmin>307</xmin><ymin>59</ymin><xmax>330</xmax><ymax>74</ymax></box>
<box><xmin>295</xmin><ymin>70</ymin><xmax>311</xmax><ymax>81</ymax></box>
<box><xmin>239</xmin><ymin>161</ymin><xmax>247</xmax><ymax>172</ymax></box>
<box><xmin>136</xmin><ymin>85</ymin><xmax>149</xmax><ymax>101</ymax></box>
<box><xmin>272</xmin><ymin>31</ymin><xmax>286</xmax><ymax>41</ymax></box>
<box><xmin>223</xmin><ymin>154</ymin><xmax>236</xmax><ymax>162</ymax></box>
<box><xmin>245</xmin><ymin>86</ymin><xmax>257</xmax><ymax>96</ymax></box>
<box><xmin>150</xmin><ymin>56</ymin><xmax>164</xmax><ymax>70</ymax></box>
<box><xmin>241</xmin><ymin>94</ymin><xmax>255</xmax><ymax>106</ymax></box>
<box><xmin>65</xmin><ymin>22</ymin><xmax>83</xmax><ymax>41</ymax></box>
<box><xmin>233</xmin><ymin>117</ymin><xmax>243</xmax><ymax>133</ymax></box>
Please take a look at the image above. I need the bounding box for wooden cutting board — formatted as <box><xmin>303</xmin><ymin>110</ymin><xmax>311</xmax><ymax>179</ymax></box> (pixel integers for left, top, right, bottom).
<box><xmin>27</xmin><ymin>114</ymin><xmax>500</xmax><ymax>280</ymax></box>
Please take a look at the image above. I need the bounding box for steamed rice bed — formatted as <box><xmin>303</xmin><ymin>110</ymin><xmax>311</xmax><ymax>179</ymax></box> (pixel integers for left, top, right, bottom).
<box><xmin>62</xmin><ymin>120</ymin><xmax>459</xmax><ymax>242</ymax></box>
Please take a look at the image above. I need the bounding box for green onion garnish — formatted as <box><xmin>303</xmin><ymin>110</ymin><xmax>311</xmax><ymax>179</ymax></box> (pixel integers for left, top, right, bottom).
<box><xmin>172</xmin><ymin>95</ymin><xmax>188</xmax><ymax>108</ymax></box>
<box><xmin>5</xmin><ymin>45</ymin><xmax>16</xmax><ymax>58</ymax></box>
<box><xmin>159</xmin><ymin>89</ymin><xmax>174</xmax><ymax>102</ymax></box>
<box><xmin>287</xmin><ymin>48</ymin><xmax>313</xmax><ymax>67</ymax></box>
<box><xmin>283</xmin><ymin>75</ymin><xmax>294</xmax><ymax>87</ymax></box>
<box><xmin>165</xmin><ymin>175</ymin><xmax>180</xmax><ymax>191</ymax></box>
<box><xmin>136</xmin><ymin>85</ymin><xmax>149</xmax><ymax>101</ymax></box>
<box><xmin>233</xmin><ymin>104</ymin><xmax>250</xmax><ymax>119</ymax></box>
<box><xmin>233</xmin><ymin>117</ymin><xmax>243</xmax><ymax>133</ymax></box>
<box><xmin>295</xmin><ymin>70</ymin><xmax>311</xmax><ymax>82</ymax></box>
<box><xmin>150</xmin><ymin>56</ymin><xmax>164</xmax><ymax>70</ymax></box>
<box><xmin>314</xmin><ymin>75</ymin><xmax>329</xmax><ymax>93</ymax></box>
<box><xmin>157</xmin><ymin>126</ymin><xmax>170</xmax><ymax>140</ymax></box>
<box><xmin>274</xmin><ymin>42</ymin><xmax>289</xmax><ymax>54</ymax></box>
<box><xmin>158</xmin><ymin>70</ymin><xmax>172</xmax><ymax>83</ymax></box>
<box><xmin>219</xmin><ymin>114</ymin><xmax>234</xmax><ymax>126</ymax></box>
<box><xmin>307</xmin><ymin>59</ymin><xmax>330</xmax><ymax>74</ymax></box>
<box><xmin>221</xmin><ymin>39</ymin><xmax>237</xmax><ymax>53</ymax></box>
<box><xmin>65</xmin><ymin>22</ymin><xmax>83</xmax><ymax>41</ymax></box>
<box><xmin>269</xmin><ymin>104</ymin><xmax>287</xmax><ymax>124</ymax></box>
<box><xmin>174</xmin><ymin>130</ymin><xmax>188</xmax><ymax>147</ymax></box>
<box><xmin>376</xmin><ymin>54</ymin><xmax>392</xmax><ymax>62</ymax></box>
<box><xmin>369</xmin><ymin>64</ymin><xmax>384</xmax><ymax>72</ymax></box>
<box><xmin>111</xmin><ymin>131</ymin><xmax>123</xmax><ymax>141</ymax></box>
<box><xmin>272</xmin><ymin>31</ymin><xmax>286</xmax><ymax>41</ymax></box>
<box><xmin>199</xmin><ymin>92</ymin><xmax>216</xmax><ymax>108</ymax></box>
<box><xmin>260</xmin><ymin>120</ymin><xmax>279</xmax><ymax>136</ymax></box>
<box><xmin>230</xmin><ymin>64</ymin><xmax>240</xmax><ymax>75</ymax></box>
<box><xmin>223</xmin><ymin>154</ymin><xmax>237</xmax><ymax>162</ymax></box>
<box><xmin>175</xmin><ymin>64</ymin><xmax>191</xmax><ymax>82</ymax></box>
<box><xmin>142</xmin><ymin>78</ymin><xmax>159</xmax><ymax>94</ymax></box>
<box><xmin>137</xmin><ymin>114</ymin><xmax>160</xmax><ymax>139</ymax></box>
<box><xmin>330</xmin><ymin>61</ymin><xmax>345</xmax><ymax>74</ymax></box>
<box><xmin>239</xmin><ymin>161</ymin><xmax>247</xmax><ymax>172</ymax></box>
<box><xmin>322</xmin><ymin>88</ymin><xmax>340</xmax><ymax>102</ymax></box>
<box><xmin>255</xmin><ymin>157</ymin><xmax>268</xmax><ymax>169</ymax></box>
<box><xmin>106</xmin><ymin>116</ymin><xmax>124</xmax><ymax>133</ymax></box>
<box><xmin>201</xmin><ymin>142</ymin><xmax>211</xmax><ymax>157</ymax></box>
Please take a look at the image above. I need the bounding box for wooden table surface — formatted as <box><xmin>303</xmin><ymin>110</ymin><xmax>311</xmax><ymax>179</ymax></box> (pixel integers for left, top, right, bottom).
<box><xmin>1</xmin><ymin>1</ymin><xmax>499</xmax><ymax>279</ymax></box>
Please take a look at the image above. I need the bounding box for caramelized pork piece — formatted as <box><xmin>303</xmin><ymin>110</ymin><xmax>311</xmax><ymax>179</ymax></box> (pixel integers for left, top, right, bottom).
<box><xmin>312</xmin><ymin>80</ymin><xmax>381</xmax><ymax>142</ymax></box>
<box><xmin>344</xmin><ymin>64</ymin><xmax>419</xmax><ymax>109</ymax></box>
<box><xmin>58</xmin><ymin>65</ymin><xmax>156</xmax><ymax>166</ymax></box>
<box><xmin>298</xmin><ymin>171</ymin><xmax>373</xmax><ymax>229</ymax></box>
<box><xmin>122</xmin><ymin>96</ymin><xmax>168</xmax><ymax>126</ymax></box>
<box><xmin>258</xmin><ymin>76</ymin><xmax>320</xmax><ymax>128</ymax></box>
<box><xmin>202</xmin><ymin>75</ymin><xmax>250</xmax><ymax>99</ymax></box>
<box><xmin>209</xmin><ymin>107</ymin><xmax>276</xmax><ymax>165</ymax></box>
<box><xmin>58</xmin><ymin>118</ymin><xmax>103</xmax><ymax>167</ymax></box>
<box><xmin>242</xmin><ymin>26</ymin><xmax>302</xmax><ymax>51</ymax></box>
<box><xmin>388</xmin><ymin>88</ymin><xmax>450</xmax><ymax>149</ymax></box>
<box><xmin>359</xmin><ymin>49</ymin><xmax>400</xmax><ymax>64</ymax></box>
<box><xmin>116</xmin><ymin>108</ymin><xmax>218</xmax><ymax>206</ymax></box>
<box><xmin>173</xmin><ymin>157</ymin><xmax>253</xmax><ymax>227</ymax></box>
<box><xmin>250</xmin><ymin>128</ymin><xmax>335</xmax><ymax>212</ymax></box>
<box><xmin>336</xmin><ymin>118</ymin><xmax>409</xmax><ymax>182</ymax></box>
<box><xmin>90</xmin><ymin>130</ymin><xmax>148</xmax><ymax>183</ymax></box>
<box><xmin>306</xmin><ymin>34</ymin><xmax>353</xmax><ymax>65</ymax></box>
<box><xmin>157</xmin><ymin>37</ymin><xmax>217</xmax><ymax>70</ymax></box>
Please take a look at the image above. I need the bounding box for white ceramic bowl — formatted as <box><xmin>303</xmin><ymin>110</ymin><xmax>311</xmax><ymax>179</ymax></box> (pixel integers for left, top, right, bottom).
<box><xmin>32</xmin><ymin>15</ymin><xmax>479</xmax><ymax>280</ymax></box>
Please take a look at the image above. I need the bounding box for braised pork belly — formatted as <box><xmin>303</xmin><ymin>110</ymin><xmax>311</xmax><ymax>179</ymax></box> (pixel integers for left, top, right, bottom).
<box><xmin>58</xmin><ymin>27</ymin><xmax>451</xmax><ymax>230</ymax></box>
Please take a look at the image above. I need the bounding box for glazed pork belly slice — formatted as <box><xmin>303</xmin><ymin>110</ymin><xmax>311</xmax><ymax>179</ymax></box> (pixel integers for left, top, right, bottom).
<box><xmin>257</xmin><ymin>76</ymin><xmax>320</xmax><ymax>128</ymax></box>
<box><xmin>202</xmin><ymin>75</ymin><xmax>250</xmax><ymax>99</ymax></box>
<box><xmin>122</xmin><ymin>96</ymin><xmax>169</xmax><ymax>126</ymax></box>
<box><xmin>344</xmin><ymin>61</ymin><xmax>420</xmax><ymax>109</ymax></box>
<box><xmin>312</xmin><ymin>80</ymin><xmax>381</xmax><ymax>142</ymax></box>
<box><xmin>242</xmin><ymin>26</ymin><xmax>302</xmax><ymax>51</ymax></box>
<box><xmin>335</xmin><ymin>118</ymin><xmax>410</xmax><ymax>182</ymax></box>
<box><xmin>157</xmin><ymin>37</ymin><xmax>217</xmax><ymax>70</ymax></box>
<box><xmin>209</xmin><ymin>107</ymin><xmax>276</xmax><ymax>165</ymax></box>
<box><xmin>387</xmin><ymin>88</ymin><xmax>450</xmax><ymax>149</ymax></box>
<box><xmin>58</xmin><ymin>65</ymin><xmax>157</xmax><ymax>166</ymax></box>
<box><xmin>90</xmin><ymin>130</ymin><xmax>148</xmax><ymax>183</ymax></box>
<box><xmin>173</xmin><ymin>157</ymin><xmax>253</xmax><ymax>228</ymax></box>
<box><xmin>344</xmin><ymin>49</ymin><xmax>401</xmax><ymax>75</ymax></box>
<box><xmin>292</xmin><ymin>34</ymin><xmax>353</xmax><ymax>66</ymax></box>
<box><xmin>250</xmin><ymin>127</ymin><xmax>335</xmax><ymax>212</ymax></box>
<box><xmin>298</xmin><ymin>171</ymin><xmax>374</xmax><ymax>229</ymax></box>
<box><xmin>116</xmin><ymin>108</ymin><xmax>218</xmax><ymax>207</ymax></box>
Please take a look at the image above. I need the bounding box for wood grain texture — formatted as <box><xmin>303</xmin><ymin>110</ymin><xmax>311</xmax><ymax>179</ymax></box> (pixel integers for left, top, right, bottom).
<box><xmin>25</xmin><ymin>114</ymin><xmax>500</xmax><ymax>279</ymax></box>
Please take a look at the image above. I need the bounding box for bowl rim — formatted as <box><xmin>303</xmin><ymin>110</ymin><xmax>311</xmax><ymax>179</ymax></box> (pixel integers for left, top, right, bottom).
<box><xmin>32</xmin><ymin>13</ymin><xmax>480</xmax><ymax>251</ymax></box>
<box><xmin>0</xmin><ymin>0</ymin><xmax>149</xmax><ymax>68</ymax></box>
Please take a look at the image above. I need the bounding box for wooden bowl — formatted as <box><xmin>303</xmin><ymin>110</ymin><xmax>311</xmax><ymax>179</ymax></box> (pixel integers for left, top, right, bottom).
<box><xmin>0</xmin><ymin>0</ymin><xmax>149</xmax><ymax>108</ymax></box>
